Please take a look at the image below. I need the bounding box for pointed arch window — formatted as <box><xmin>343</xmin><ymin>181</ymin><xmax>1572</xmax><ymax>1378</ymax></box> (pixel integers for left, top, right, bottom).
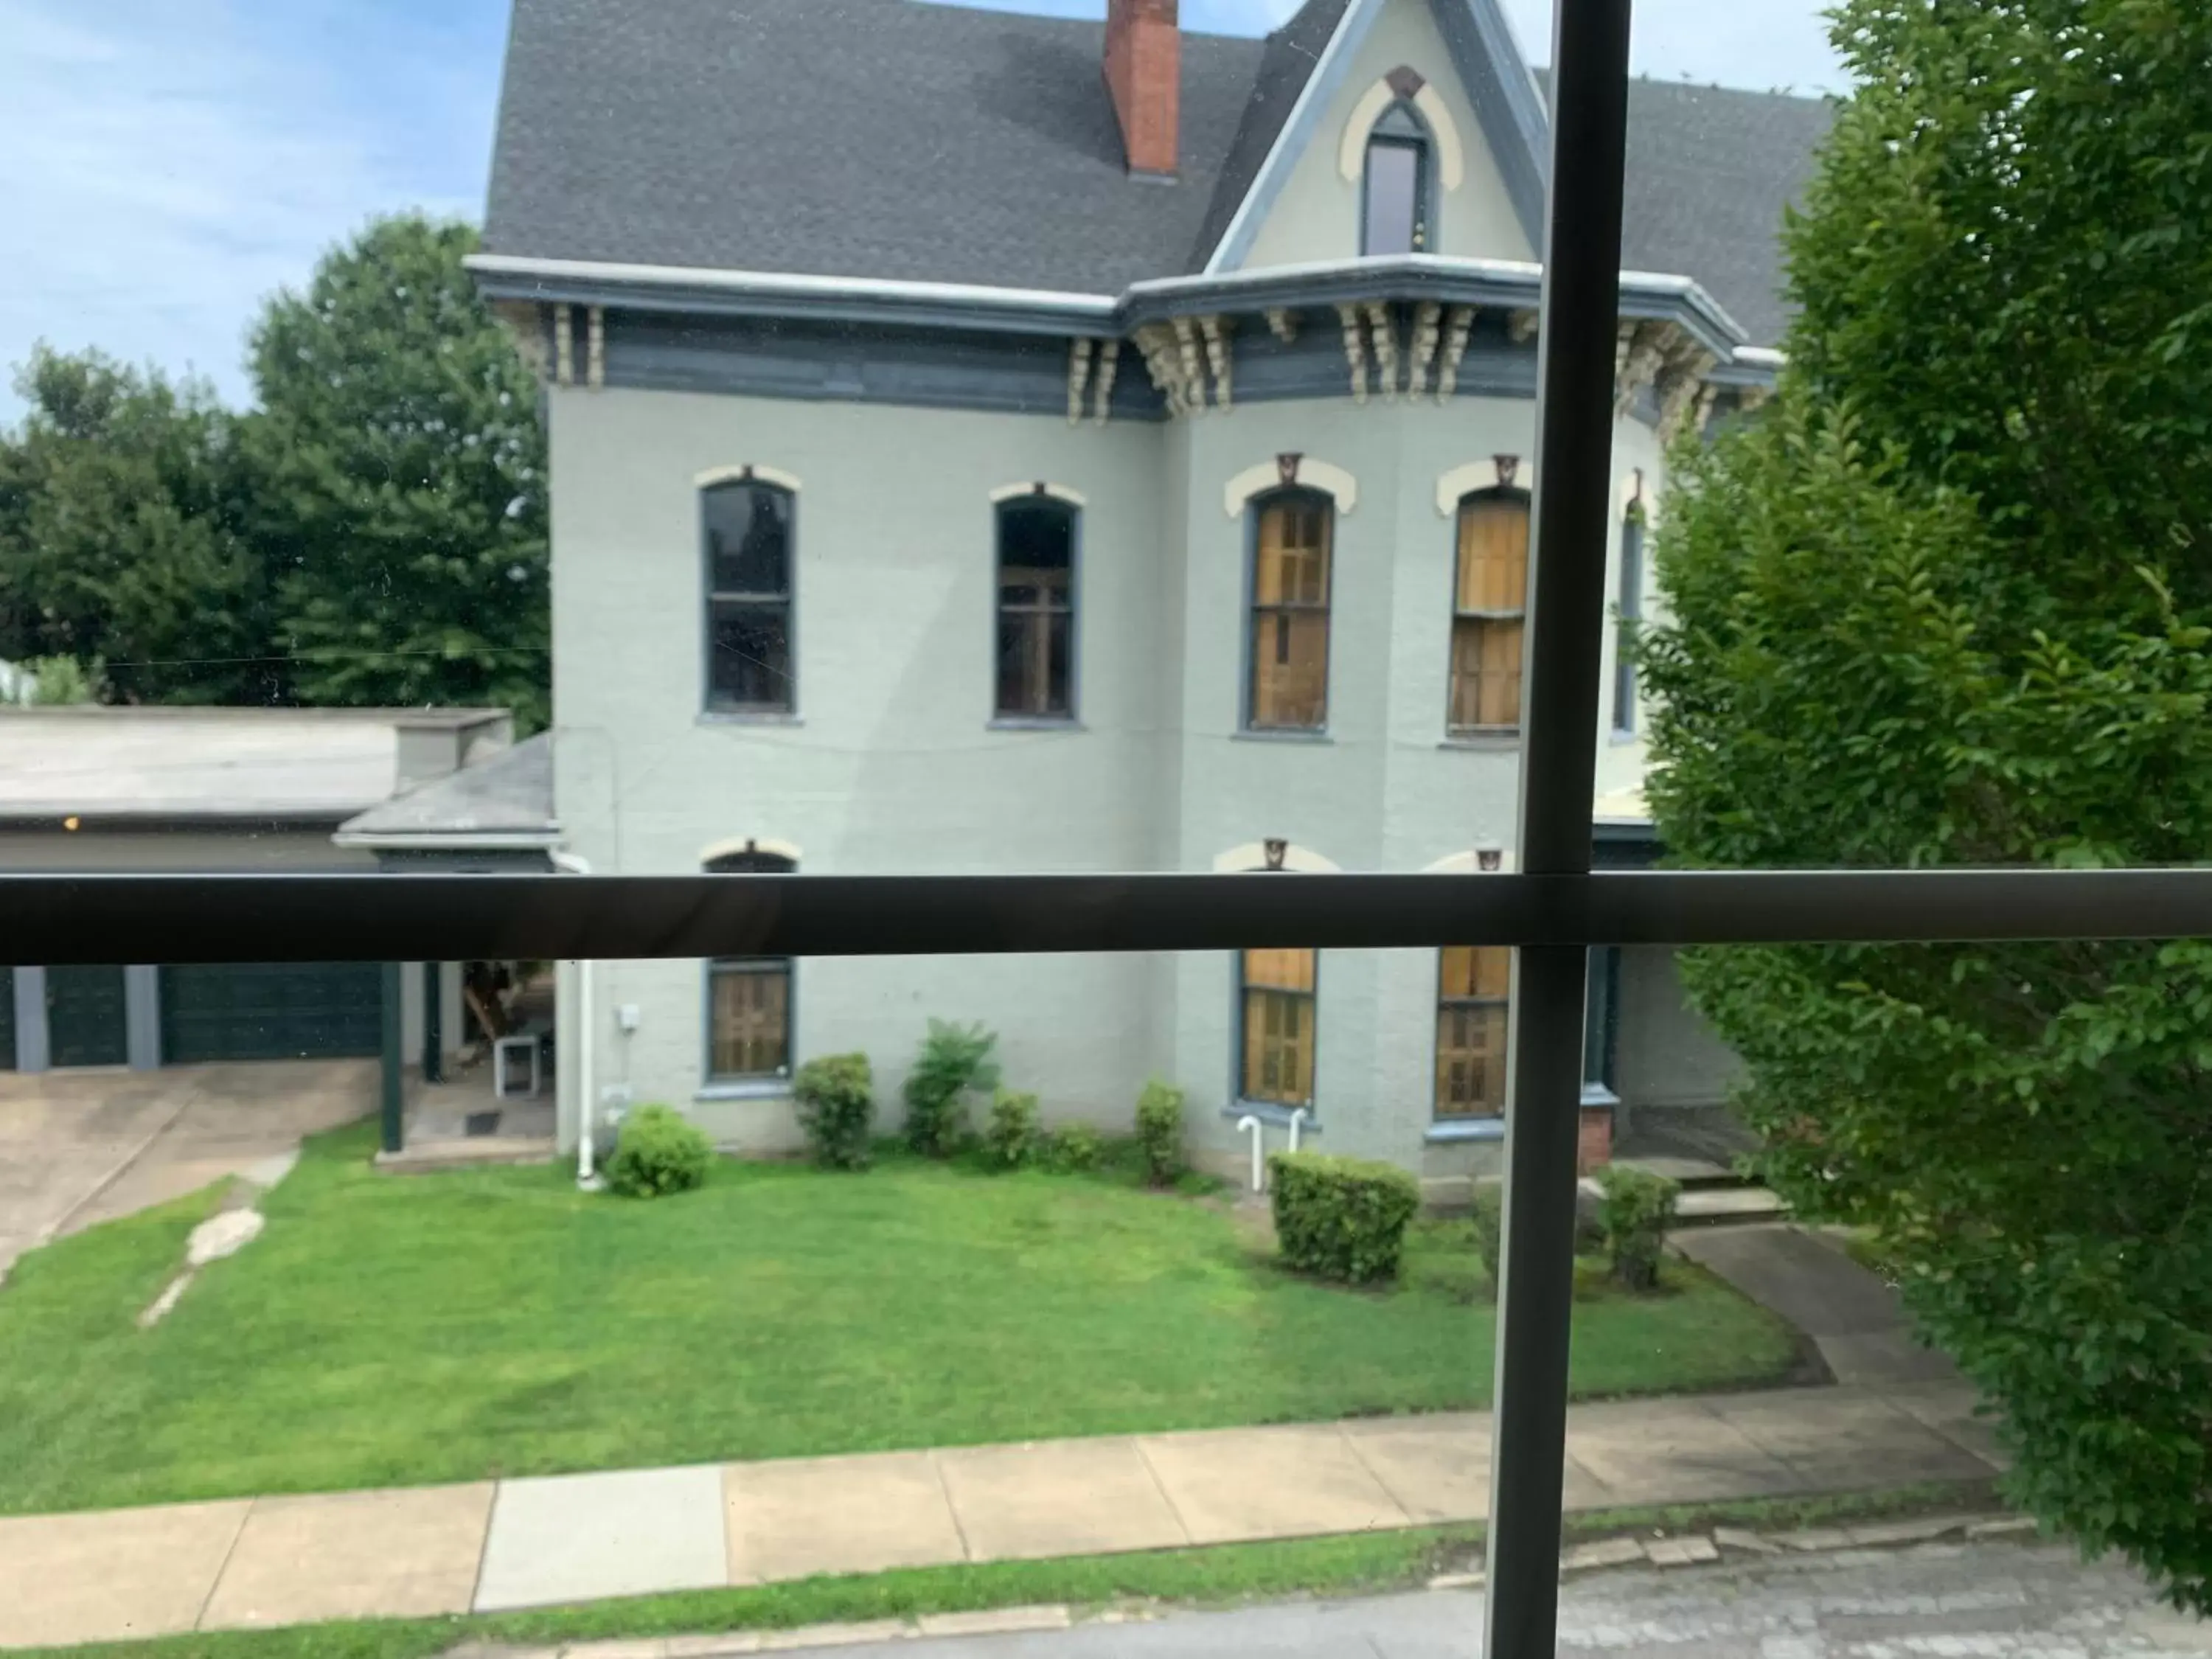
<box><xmin>1362</xmin><ymin>102</ymin><xmax>1433</xmax><ymax>256</ymax></box>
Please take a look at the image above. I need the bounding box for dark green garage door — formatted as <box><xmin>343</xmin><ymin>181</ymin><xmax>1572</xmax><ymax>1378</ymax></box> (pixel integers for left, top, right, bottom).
<box><xmin>160</xmin><ymin>963</ymin><xmax>383</xmax><ymax>1063</ymax></box>
<box><xmin>49</xmin><ymin>965</ymin><xmax>128</xmax><ymax>1068</ymax></box>
<box><xmin>0</xmin><ymin>967</ymin><xmax>13</xmax><ymax>1071</ymax></box>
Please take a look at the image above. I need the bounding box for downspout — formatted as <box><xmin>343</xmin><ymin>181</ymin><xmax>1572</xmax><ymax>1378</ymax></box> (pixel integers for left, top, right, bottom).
<box><xmin>550</xmin><ymin>851</ymin><xmax>599</xmax><ymax>1189</ymax></box>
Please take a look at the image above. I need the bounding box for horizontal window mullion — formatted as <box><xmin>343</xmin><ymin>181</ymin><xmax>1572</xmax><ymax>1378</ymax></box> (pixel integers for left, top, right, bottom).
<box><xmin>7</xmin><ymin>869</ymin><xmax>2212</xmax><ymax>967</ymax></box>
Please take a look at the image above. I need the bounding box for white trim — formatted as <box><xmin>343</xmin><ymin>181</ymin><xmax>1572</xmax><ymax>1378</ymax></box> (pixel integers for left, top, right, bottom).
<box><xmin>332</xmin><ymin>832</ymin><xmax>561</xmax><ymax>851</ymax></box>
<box><xmin>1424</xmin><ymin>848</ymin><xmax>1518</xmax><ymax>874</ymax></box>
<box><xmin>1412</xmin><ymin>86</ymin><xmax>1467</xmax><ymax>191</ymax></box>
<box><xmin>1733</xmin><ymin>344</ymin><xmax>1787</xmax><ymax>369</ymax></box>
<box><xmin>700</xmin><ymin>835</ymin><xmax>804</xmax><ymax>866</ymax></box>
<box><xmin>1435</xmin><ymin>456</ymin><xmax>1533</xmax><ymax>516</ymax></box>
<box><xmin>987</xmin><ymin>481</ymin><xmax>1088</xmax><ymax>508</ymax></box>
<box><xmin>1201</xmin><ymin>0</ymin><xmax>1380</xmax><ymax>275</ymax></box>
<box><xmin>465</xmin><ymin>253</ymin><xmax>1116</xmax><ymax>318</ymax></box>
<box><xmin>1336</xmin><ymin>77</ymin><xmax>1467</xmax><ymax>192</ymax></box>
<box><xmin>1212</xmin><ymin>841</ymin><xmax>1342</xmax><ymax>874</ymax></box>
<box><xmin>1225</xmin><ymin>456</ymin><xmax>1358</xmax><ymax>518</ymax></box>
<box><xmin>694</xmin><ymin>463</ymin><xmax>802</xmax><ymax>494</ymax></box>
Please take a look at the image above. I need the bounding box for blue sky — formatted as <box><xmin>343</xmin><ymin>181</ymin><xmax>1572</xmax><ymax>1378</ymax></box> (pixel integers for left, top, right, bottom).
<box><xmin>0</xmin><ymin>0</ymin><xmax>1842</xmax><ymax>418</ymax></box>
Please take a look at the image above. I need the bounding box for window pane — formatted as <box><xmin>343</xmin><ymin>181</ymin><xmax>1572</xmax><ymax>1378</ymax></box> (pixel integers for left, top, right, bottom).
<box><xmin>1242</xmin><ymin>947</ymin><xmax>1316</xmax><ymax>993</ymax></box>
<box><xmin>1449</xmin><ymin>617</ymin><xmax>1523</xmax><ymax>731</ymax></box>
<box><xmin>998</xmin><ymin>499</ymin><xmax>1073</xmax><ymax>580</ymax></box>
<box><xmin>1457</xmin><ymin>493</ymin><xmax>1529</xmax><ymax>613</ymax></box>
<box><xmin>1363</xmin><ymin>138</ymin><xmax>1421</xmax><ymax>256</ymax></box>
<box><xmin>706</xmin><ymin>484</ymin><xmax>792</xmax><ymax>595</ymax></box>
<box><xmin>1436</xmin><ymin>1002</ymin><xmax>1509</xmax><ymax>1117</ymax></box>
<box><xmin>1441</xmin><ymin>945</ymin><xmax>1512</xmax><ymax>1000</ymax></box>
<box><xmin>1241</xmin><ymin>984</ymin><xmax>1315</xmax><ymax>1105</ymax></box>
<box><xmin>710</xmin><ymin>962</ymin><xmax>790</xmax><ymax>1077</ymax></box>
<box><xmin>1251</xmin><ymin>609</ymin><xmax>1328</xmax><ymax>728</ymax></box>
<box><xmin>1045</xmin><ymin>610</ymin><xmax>1072</xmax><ymax>716</ymax></box>
<box><xmin>1614</xmin><ymin>514</ymin><xmax>1643</xmax><ymax>731</ymax></box>
<box><xmin>710</xmin><ymin>600</ymin><xmax>792</xmax><ymax>709</ymax></box>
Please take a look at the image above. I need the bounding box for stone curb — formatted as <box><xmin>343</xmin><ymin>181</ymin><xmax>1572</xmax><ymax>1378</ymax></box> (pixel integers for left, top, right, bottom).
<box><xmin>1543</xmin><ymin>1510</ymin><xmax>2023</xmax><ymax>1582</ymax></box>
<box><xmin>533</xmin><ymin>1606</ymin><xmax>1076</xmax><ymax>1659</ymax></box>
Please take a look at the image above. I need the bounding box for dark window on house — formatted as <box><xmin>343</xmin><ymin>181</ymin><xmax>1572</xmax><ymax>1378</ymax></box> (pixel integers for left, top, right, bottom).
<box><xmin>1248</xmin><ymin>491</ymin><xmax>1332</xmax><ymax>731</ymax></box>
<box><xmin>995</xmin><ymin>497</ymin><xmax>1076</xmax><ymax>720</ymax></box>
<box><xmin>1361</xmin><ymin>104</ymin><xmax>1431</xmax><ymax>255</ymax></box>
<box><xmin>1436</xmin><ymin>945</ymin><xmax>1511</xmax><ymax>1118</ymax></box>
<box><xmin>1613</xmin><ymin>508</ymin><xmax>1644</xmax><ymax>734</ymax></box>
<box><xmin>1583</xmin><ymin>946</ymin><xmax>1620</xmax><ymax>1096</ymax></box>
<box><xmin>703</xmin><ymin>480</ymin><xmax>794</xmax><ymax>713</ymax></box>
<box><xmin>1448</xmin><ymin>488</ymin><xmax>1530</xmax><ymax>734</ymax></box>
<box><xmin>1240</xmin><ymin>947</ymin><xmax>1317</xmax><ymax>1106</ymax></box>
<box><xmin>704</xmin><ymin>848</ymin><xmax>794</xmax><ymax>1080</ymax></box>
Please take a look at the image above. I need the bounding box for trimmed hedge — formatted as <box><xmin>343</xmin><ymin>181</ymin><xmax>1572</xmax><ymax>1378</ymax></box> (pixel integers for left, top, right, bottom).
<box><xmin>1267</xmin><ymin>1151</ymin><xmax>1421</xmax><ymax>1284</ymax></box>
<box><xmin>605</xmin><ymin>1105</ymin><xmax>712</xmax><ymax>1197</ymax></box>
<box><xmin>1133</xmin><ymin>1079</ymin><xmax>1186</xmax><ymax>1186</ymax></box>
<box><xmin>793</xmin><ymin>1052</ymin><xmax>875</xmax><ymax>1170</ymax></box>
<box><xmin>1593</xmin><ymin>1164</ymin><xmax>1680</xmax><ymax>1290</ymax></box>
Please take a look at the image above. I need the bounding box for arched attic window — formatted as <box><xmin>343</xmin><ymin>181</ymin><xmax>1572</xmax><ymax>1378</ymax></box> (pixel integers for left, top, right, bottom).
<box><xmin>1362</xmin><ymin>100</ymin><xmax>1433</xmax><ymax>256</ymax></box>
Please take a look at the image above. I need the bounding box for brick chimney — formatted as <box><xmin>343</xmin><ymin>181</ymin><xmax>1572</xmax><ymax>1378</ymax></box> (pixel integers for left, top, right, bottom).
<box><xmin>1105</xmin><ymin>0</ymin><xmax>1180</xmax><ymax>177</ymax></box>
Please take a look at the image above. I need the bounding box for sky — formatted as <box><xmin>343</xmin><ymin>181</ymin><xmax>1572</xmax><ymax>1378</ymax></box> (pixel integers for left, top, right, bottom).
<box><xmin>0</xmin><ymin>0</ymin><xmax>1843</xmax><ymax>420</ymax></box>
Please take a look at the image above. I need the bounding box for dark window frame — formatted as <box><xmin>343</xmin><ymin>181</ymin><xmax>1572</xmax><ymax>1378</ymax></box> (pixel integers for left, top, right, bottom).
<box><xmin>1360</xmin><ymin>100</ymin><xmax>1434</xmax><ymax>256</ymax></box>
<box><xmin>702</xmin><ymin>479</ymin><xmax>797</xmax><ymax>716</ymax></box>
<box><xmin>992</xmin><ymin>494</ymin><xmax>1079</xmax><ymax>723</ymax></box>
<box><xmin>1244</xmin><ymin>487</ymin><xmax>1336</xmax><ymax>734</ymax></box>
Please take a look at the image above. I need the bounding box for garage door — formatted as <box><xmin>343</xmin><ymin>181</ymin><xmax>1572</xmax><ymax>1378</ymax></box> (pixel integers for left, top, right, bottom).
<box><xmin>0</xmin><ymin>967</ymin><xmax>13</xmax><ymax>1071</ymax></box>
<box><xmin>160</xmin><ymin>963</ymin><xmax>383</xmax><ymax>1063</ymax></box>
<box><xmin>48</xmin><ymin>965</ymin><xmax>128</xmax><ymax>1068</ymax></box>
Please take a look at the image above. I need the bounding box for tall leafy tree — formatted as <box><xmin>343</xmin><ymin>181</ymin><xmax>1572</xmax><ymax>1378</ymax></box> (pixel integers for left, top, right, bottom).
<box><xmin>0</xmin><ymin>348</ymin><xmax>275</xmax><ymax>703</ymax></box>
<box><xmin>248</xmin><ymin>214</ymin><xmax>548</xmax><ymax>726</ymax></box>
<box><xmin>1641</xmin><ymin>0</ymin><xmax>2212</xmax><ymax>1608</ymax></box>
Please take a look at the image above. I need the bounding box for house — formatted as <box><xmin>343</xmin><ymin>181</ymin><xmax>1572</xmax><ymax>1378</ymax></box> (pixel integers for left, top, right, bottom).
<box><xmin>470</xmin><ymin>0</ymin><xmax>1823</xmax><ymax>1197</ymax></box>
<box><xmin>0</xmin><ymin>706</ymin><xmax>512</xmax><ymax>1077</ymax></box>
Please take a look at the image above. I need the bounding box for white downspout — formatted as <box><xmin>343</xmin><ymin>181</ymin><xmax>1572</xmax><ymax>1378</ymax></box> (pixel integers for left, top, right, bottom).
<box><xmin>1237</xmin><ymin>1114</ymin><xmax>1265</xmax><ymax>1193</ymax></box>
<box><xmin>1287</xmin><ymin>1107</ymin><xmax>1309</xmax><ymax>1154</ymax></box>
<box><xmin>550</xmin><ymin>851</ymin><xmax>599</xmax><ymax>1189</ymax></box>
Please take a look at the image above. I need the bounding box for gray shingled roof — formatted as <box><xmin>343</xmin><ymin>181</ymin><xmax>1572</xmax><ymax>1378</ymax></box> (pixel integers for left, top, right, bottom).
<box><xmin>336</xmin><ymin>733</ymin><xmax>556</xmax><ymax>845</ymax></box>
<box><xmin>484</xmin><ymin>0</ymin><xmax>1831</xmax><ymax>345</ymax></box>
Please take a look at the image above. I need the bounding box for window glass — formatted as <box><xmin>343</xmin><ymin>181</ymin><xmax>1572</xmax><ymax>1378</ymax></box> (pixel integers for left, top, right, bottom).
<box><xmin>1449</xmin><ymin>490</ymin><xmax>1530</xmax><ymax>734</ymax></box>
<box><xmin>1362</xmin><ymin>136</ymin><xmax>1425</xmax><ymax>256</ymax></box>
<box><xmin>704</xmin><ymin>849</ymin><xmax>794</xmax><ymax>1080</ymax></box>
<box><xmin>1249</xmin><ymin>493</ymin><xmax>1332</xmax><ymax>730</ymax></box>
<box><xmin>705</xmin><ymin>483</ymin><xmax>795</xmax><ymax>712</ymax></box>
<box><xmin>1436</xmin><ymin>945</ymin><xmax>1510</xmax><ymax>1118</ymax></box>
<box><xmin>995</xmin><ymin>498</ymin><xmax>1076</xmax><ymax>719</ymax></box>
<box><xmin>1239</xmin><ymin>946</ymin><xmax>1317</xmax><ymax>1105</ymax></box>
<box><xmin>1613</xmin><ymin>509</ymin><xmax>1644</xmax><ymax>733</ymax></box>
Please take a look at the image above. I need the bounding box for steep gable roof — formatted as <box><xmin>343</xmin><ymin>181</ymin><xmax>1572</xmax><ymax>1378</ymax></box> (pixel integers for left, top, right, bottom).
<box><xmin>483</xmin><ymin>0</ymin><xmax>1832</xmax><ymax>346</ymax></box>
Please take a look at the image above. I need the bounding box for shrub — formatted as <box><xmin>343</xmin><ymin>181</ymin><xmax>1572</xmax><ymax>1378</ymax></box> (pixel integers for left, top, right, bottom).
<box><xmin>1268</xmin><ymin>1152</ymin><xmax>1421</xmax><ymax>1285</ymax></box>
<box><xmin>1133</xmin><ymin>1079</ymin><xmax>1186</xmax><ymax>1186</ymax></box>
<box><xmin>1471</xmin><ymin>1183</ymin><xmax>1505</xmax><ymax>1281</ymax></box>
<box><xmin>1041</xmin><ymin>1121</ymin><xmax>1105</xmax><ymax>1172</ymax></box>
<box><xmin>984</xmin><ymin>1088</ymin><xmax>1040</xmax><ymax>1169</ymax></box>
<box><xmin>1593</xmin><ymin>1164</ymin><xmax>1680</xmax><ymax>1291</ymax></box>
<box><xmin>604</xmin><ymin>1105</ymin><xmax>712</xmax><ymax>1197</ymax></box>
<box><xmin>793</xmin><ymin>1052</ymin><xmax>875</xmax><ymax>1170</ymax></box>
<box><xmin>902</xmin><ymin>1020</ymin><xmax>1000</xmax><ymax>1157</ymax></box>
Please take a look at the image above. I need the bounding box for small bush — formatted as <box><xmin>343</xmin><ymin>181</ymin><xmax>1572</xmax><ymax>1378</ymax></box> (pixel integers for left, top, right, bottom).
<box><xmin>902</xmin><ymin>1020</ymin><xmax>1000</xmax><ymax>1157</ymax></box>
<box><xmin>793</xmin><ymin>1052</ymin><xmax>875</xmax><ymax>1170</ymax></box>
<box><xmin>1471</xmin><ymin>1183</ymin><xmax>1505</xmax><ymax>1281</ymax></box>
<box><xmin>1041</xmin><ymin>1121</ymin><xmax>1106</xmax><ymax>1172</ymax></box>
<box><xmin>1133</xmin><ymin>1079</ymin><xmax>1186</xmax><ymax>1186</ymax></box>
<box><xmin>1268</xmin><ymin>1151</ymin><xmax>1421</xmax><ymax>1285</ymax></box>
<box><xmin>984</xmin><ymin>1088</ymin><xmax>1040</xmax><ymax>1169</ymax></box>
<box><xmin>605</xmin><ymin>1105</ymin><xmax>712</xmax><ymax>1197</ymax></box>
<box><xmin>1594</xmin><ymin>1164</ymin><xmax>1680</xmax><ymax>1290</ymax></box>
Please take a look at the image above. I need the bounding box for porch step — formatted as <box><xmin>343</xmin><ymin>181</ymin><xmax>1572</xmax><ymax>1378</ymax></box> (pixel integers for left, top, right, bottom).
<box><xmin>1613</xmin><ymin>1155</ymin><xmax>1741</xmax><ymax>1191</ymax></box>
<box><xmin>1673</xmin><ymin>1184</ymin><xmax>1790</xmax><ymax>1225</ymax></box>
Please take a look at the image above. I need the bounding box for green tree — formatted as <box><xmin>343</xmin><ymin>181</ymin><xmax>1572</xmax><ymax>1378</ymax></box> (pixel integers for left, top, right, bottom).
<box><xmin>1640</xmin><ymin>0</ymin><xmax>2212</xmax><ymax>1610</ymax></box>
<box><xmin>248</xmin><ymin>214</ymin><xmax>548</xmax><ymax>726</ymax></box>
<box><xmin>0</xmin><ymin>347</ymin><xmax>275</xmax><ymax>703</ymax></box>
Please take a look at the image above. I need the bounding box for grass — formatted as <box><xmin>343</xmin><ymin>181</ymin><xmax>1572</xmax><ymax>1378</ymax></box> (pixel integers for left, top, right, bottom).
<box><xmin>0</xmin><ymin>1124</ymin><xmax>1796</xmax><ymax>1515</ymax></box>
<box><xmin>13</xmin><ymin>1483</ymin><xmax>1998</xmax><ymax>1659</ymax></box>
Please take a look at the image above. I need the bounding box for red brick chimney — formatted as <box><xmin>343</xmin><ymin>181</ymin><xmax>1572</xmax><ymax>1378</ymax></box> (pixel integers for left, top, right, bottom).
<box><xmin>1105</xmin><ymin>0</ymin><xmax>1180</xmax><ymax>177</ymax></box>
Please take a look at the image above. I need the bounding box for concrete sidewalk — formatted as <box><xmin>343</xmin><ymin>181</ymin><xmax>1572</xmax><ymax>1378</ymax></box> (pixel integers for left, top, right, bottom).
<box><xmin>0</xmin><ymin>1381</ymin><xmax>2005</xmax><ymax>1649</ymax></box>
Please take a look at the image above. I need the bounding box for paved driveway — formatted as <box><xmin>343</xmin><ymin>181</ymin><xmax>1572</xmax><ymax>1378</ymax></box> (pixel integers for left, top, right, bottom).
<box><xmin>0</xmin><ymin>1060</ymin><xmax>373</xmax><ymax>1275</ymax></box>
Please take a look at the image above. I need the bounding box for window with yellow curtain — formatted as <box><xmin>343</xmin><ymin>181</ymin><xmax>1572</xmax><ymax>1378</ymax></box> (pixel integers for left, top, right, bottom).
<box><xmin>1436</xmin><ymin>944</ymin><xmax>1511</xmax><ymax>1116</ymax></box>
<box><xmin>705</xmin><ymin>848</ymin><xmax>795</xmax><ymax>1079</ymax></box>
<box><xmin>1239</xmin><ymin>946</ymin><xmax>1317</xmax><ymax>1105</ymax></box>
<box><xmin>1447</xmin><ymin>489</ymin><xmax>1530</xmax><ymax>734</ymax></box>
<box><xmin>1248</xmin><ymin>492</ymin><xmax>1332</xmax><ymax>730</ymax></box>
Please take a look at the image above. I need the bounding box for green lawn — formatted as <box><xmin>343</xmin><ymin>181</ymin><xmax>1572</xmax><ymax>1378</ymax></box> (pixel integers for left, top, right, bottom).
<box><xmin>0</xmin><ymin>1125</ymin><xmax>1797</xmax><ymax>1514</ymax></box>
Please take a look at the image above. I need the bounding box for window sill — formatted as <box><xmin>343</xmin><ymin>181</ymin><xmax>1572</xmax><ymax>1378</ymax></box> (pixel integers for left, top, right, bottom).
<box><xmin>987</xmin><ymin>717</ymin><xmax>1085</xmax><ymax>732</ymax></box>
<box><xmin>1581</xmin><ymin>1083</ymin><xmax>1621</xmax><ymax>1107</ymax></box>
<box><xmin>699</xmin><ymin>710</ymin><xmax>803</xmax><ymax>727</ymax></box>
<box><xmin>695</xmin><ymin>1080</ymin><xmax>793</xmax><ymax>1102</ymax></box>
<box><xmin>1425</xmin><ymin>1118</ymin><xmax>1506</xmax><ymax>1144</ymax></box>
<box><xmin>1234</xmin><ymin>728</ymin><xmax>1333</xmax><ymax>745</ymax></box>
<box><xmin>1439</xmin><ymin>734</ymin><xmax>1520</xmax><ymax>752</ymax></box>
<box><xmin>1607</xmin><ymin>728</ymin><xmax>1639</xmax><ymax>746</ymax></box>
<box><xmin>1223</xmin><ymin>1101</ymin><xmax>1318</xmax><ymax>1131</ymax></box>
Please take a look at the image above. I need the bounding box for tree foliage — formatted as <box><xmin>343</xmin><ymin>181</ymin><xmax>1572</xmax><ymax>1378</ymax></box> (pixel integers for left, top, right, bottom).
<box><xmin>248</xmin><ymin>215</ymin><xmax>549</xmax><ymax>726</ymax></box>
<box><xmin>0</xmin><ymin>349</ymin><xmax>274</xmax><ymax>702</ymax></box>
<box><xmin>1640</xmin><ymin>0</ymin><xmax>2212</xmax><ymax>1608</ymax></box>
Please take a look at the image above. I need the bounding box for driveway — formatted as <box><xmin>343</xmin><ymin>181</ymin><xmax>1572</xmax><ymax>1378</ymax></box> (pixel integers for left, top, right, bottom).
<box><xmin>0</xmin><ymin>1060</ymin><xmax>374</xmax><ymax>1275</ymax></box>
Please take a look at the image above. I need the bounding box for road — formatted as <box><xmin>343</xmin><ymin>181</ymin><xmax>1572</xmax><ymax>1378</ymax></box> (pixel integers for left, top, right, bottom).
<box><xmin>815</xmin><ymin>1540</ymin><xmax>2212</xmax><ymax>1658</ymax></box>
